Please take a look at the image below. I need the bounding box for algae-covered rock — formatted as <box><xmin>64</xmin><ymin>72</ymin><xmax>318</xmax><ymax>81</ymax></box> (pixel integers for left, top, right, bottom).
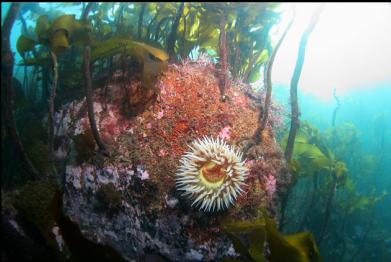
<box><xmin>25</xmin><ymin>141</ymin><xmax>50</xmax><ymax>175</ymax></box>
<box><xmin>14</xmin><ymin>180</ymin><xmax>59</xmax><ymax>249</ymax></box>
<box><xmin>95</xmin><ymin>183</ymin><xmax>123</xmax><ymax>215</ymax></box>
<box><xmin>73</xmin><ymin>128</ymin><xmax>96</xmax><ymax>165</ymax></box>
<box><xmin>1</xmin><ymin>200</ymin><xmax>58</xmax><ymax>261</ymax></box>
<box><xmin>56</xmin><ymin>58</ymin><xmax>287</xmax><ymax>261</ymax></box>
<box><xmin>3</xmin><ymin>181</ymin><xmax>125</xmax><ymax>261</ymax></box>
<box><xmin>3</xmin><ymin>181</ymin><xmax>70</xmax><ymax>261</ymax></box>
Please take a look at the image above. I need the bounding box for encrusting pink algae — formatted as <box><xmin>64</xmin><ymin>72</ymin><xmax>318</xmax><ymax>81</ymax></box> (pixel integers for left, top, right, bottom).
<box><xmin>53</xmin><ymin>56</ymin><xmax>287</xmax><ymax>260</ymax></box>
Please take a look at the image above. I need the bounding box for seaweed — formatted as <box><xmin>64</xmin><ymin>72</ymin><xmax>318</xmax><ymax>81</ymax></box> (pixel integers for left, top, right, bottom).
<box><xmin>221</xmin><ymin>213</ymin><xmax>322</xmax><ymax>262</ymax></box>
<box><xmin>14</xmin><ymin>180</ymin><xmax>59</xmax><ymax>252</ymax></box>
<box><xmin>25</xmin><ymin>141</ymin><xmax>50</xmax><ymax>176</ymax></box>
<box><xmin>11</xmin><ymin>180</ymin><xmax>125</xmax><ymax>261</ymax></box>
<box><xmin>16</xmin><ymin>14</ymin><xmax>91</xmax><ymax>55</ymax></box>
<box><xmin>90</xmin><ymin>36</ymin><xmax>169</xmax><ymax>91</ymax></box>
<box><xmin>73</xmin><ymin>128</ymin><xmax>97</xmax><ymax>165</ymax></box>
<box><xmin>91</xmin><ymin>36</ymin><xmax>169</xmax><ymax>116</ymax></box>
<box><xmin>280</xmin><ymin>121</ymin><xmax>349</xmax><ymax>231</ymax></box>
<box><xmin>281</xmin><ymin>122</ymin><xmax>349</xmax><ymax>181</ymax></box>
<box><xmin>2</xmin><ymin>3</ymin><xmax>40</xmax><ymax>179</ymax></box>
<box><xmin>95</xmin><ymin>183</ymin><xmax>123</xmax><ymax>215</ymax></box>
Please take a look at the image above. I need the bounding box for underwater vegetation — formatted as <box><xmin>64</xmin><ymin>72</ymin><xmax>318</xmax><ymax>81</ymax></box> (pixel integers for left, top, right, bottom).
<box><xmin>279</xmin><ymin>121</ymin><xmax>390</xmax><ymax>261</ymax></box>
<box><xmin>1</xmin><ymin>2</ymin><xmax>390</xmax><ymax>261</ymax></box>
<box><xmin>221</xmin><ymin>213</ymin><xmax>321</xmax><ymax>262</ymax></box>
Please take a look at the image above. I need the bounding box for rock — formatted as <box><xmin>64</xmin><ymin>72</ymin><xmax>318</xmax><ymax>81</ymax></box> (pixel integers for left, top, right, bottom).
<box><xmin>56</xmin><ymin>59</ymin><xmax>287</xmax><ymax>261</ymax></box>
<box><xmin>1</xmin><ymin>207</ymin><xmax>58</xmax><ymax>261</ymax></box>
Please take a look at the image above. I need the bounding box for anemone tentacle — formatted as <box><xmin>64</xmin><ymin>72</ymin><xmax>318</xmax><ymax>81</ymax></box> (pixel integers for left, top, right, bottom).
<box><xmin>175</xmin><ymin>136</ymin><xmax>249</xmax><ymax>212</ymax></box>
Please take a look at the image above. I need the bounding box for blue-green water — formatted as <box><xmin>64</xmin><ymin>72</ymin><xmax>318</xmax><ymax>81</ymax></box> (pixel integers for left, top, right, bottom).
<box><xmin>273</xmin><ymin>82</ymin><xmax>391</xmax><ymax>261</ymax></box>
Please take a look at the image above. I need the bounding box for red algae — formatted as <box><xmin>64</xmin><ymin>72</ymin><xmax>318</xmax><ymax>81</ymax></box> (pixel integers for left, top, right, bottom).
<box><xmin>56</xmin><ymin>58</ymin><xmax>287</xmax><ymax>259</ymax></box>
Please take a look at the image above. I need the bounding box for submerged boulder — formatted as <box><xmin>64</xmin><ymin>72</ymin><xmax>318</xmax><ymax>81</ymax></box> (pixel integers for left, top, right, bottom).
<box><xmin>54</xmin><ymin>57</ymin><xmax>287</xmax><ymax>261</ymax></box>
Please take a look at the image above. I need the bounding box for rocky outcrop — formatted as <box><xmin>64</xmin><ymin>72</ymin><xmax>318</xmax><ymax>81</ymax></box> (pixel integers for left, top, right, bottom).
<box><xmin>53</xmin><ymin>57</ymin><xmax>287</xmax><ymax>261</ymax></box>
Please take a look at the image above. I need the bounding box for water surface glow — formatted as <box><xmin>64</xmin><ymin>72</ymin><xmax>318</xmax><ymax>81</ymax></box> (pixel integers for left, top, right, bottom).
<box><xmin>273</xmin><ymin>3</ymin><xmax>391</xmax><ymax>101</ymax></box>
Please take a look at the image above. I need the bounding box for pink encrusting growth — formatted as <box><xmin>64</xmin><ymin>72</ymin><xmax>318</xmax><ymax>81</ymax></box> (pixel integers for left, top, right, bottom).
<box><xmin>232</xmin><ymin>93</ymin><xmax>248</xmax><ymax>107</ymax></box>
<box><xmin>157</xmin><ymin>110</ymin><xmax>164</xmax><ymax>119</ymax></box>
<box><xmin>158</xmin><ymin>149</ymin><xmax>168</xmax><ymax>157</ymax></box>
<box><xmin>56</xmin><ymin>56</ymin><xmax>287</xmax><ymax>244</ymax></box>
<box><xmin>265</xmin><ymin>175</ymin><xmax>277</xmax><ymax>200</ymax></box>
<box><xmin>218</xmin><ymin>126</ymin><xmax>231</xmax><ymax>140</ymax></box>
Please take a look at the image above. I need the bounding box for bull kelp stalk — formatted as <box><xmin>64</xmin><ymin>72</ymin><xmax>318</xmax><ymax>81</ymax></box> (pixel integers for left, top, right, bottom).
<box><xmin>154</xmin><ymin>17</ymin><xmax>172</xmax><ymax>42</ymax></box>
<box><xmin>81</xmin><ymin>1</ymin><xmax>94</xmax><ymax>20</ymax></box>
<box><xmin>146</xmin><ymin>8</ymin><xmax>161</xmax><ymax>42</ymax></box>
<box><xmin>298</xmin><ymin>173</ymin><xmax>319</xmax><ymax>231</ymax></box>
<box><xmin>167</xmin><ymin>2</ymin><xmax>184</xmax><ymax>61</ymax></box>
<box><xmin>331</xmin><ymin>87</ymin><xmax>341</xmax><ymax>153</ymax></box>
<box><xmin>318</xmin><ymin>170</ymin><xmax>337</xmax><ymax>243</ymax></box>
<box><xmin>48</xmin><ymin>50</ymin><xmax>58</xmax><ymax>178</ymax></box>
<box><xmin>280</xmin><ymin>4</ymin><xmax>324</xmax><ymax>229</ymax></box>
<box><xmin>255</xmin><ymin>8</ymin><xmax>295</xmax><ymax>142</ymax></box>
<box><xmin>219</xmin><ymin>13</ymin><xmax>228</xmax><ymax>102</ymax></box>
<box><xmin>82</xmin><ymin>3</ymin><xmax>109</xmax><ymax>155</ymax></box>
<box><xmin>19</xmin><ymin>13</ymin><xmax>29</xmax><ymax>94</ymax></box>
<box><xmin>242</xmin><ymin>23</ymin><xmax>273</xmax><ymax>83</ymax></box>
<box><xmin>284</xmin><ymin>4</ymin><xmax>324</xmax><ymax>161</ymax></box>
<box><xmin>349</xmin><ymin>210</ymin><xmax>375</xmax><ymax>262</ymax></box>
<box><xmin>137</xmin><ymin>3</ymin><xmax>146</xmax><ymax>39</ymax></box>
<box><xmin>331</xmin><ymin>87</ymin><xmax>341</xmax><ymax>127</ymax></box>
<box><xmin>19</xmin><ymin>12</ymin><xmax>39</xmax><ymax>102</ymax></box>
<box><xmin>1</xmin><ymin>3</ymin><xmax>39</xmax><ymax>179</ymax></box>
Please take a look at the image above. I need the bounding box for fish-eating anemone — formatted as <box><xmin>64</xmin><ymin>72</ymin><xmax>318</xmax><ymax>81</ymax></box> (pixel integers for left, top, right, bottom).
<box><xmin>176</xmin><ymin>136</ymin><xmax>249</xmax><ymax>212</ymax></box>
